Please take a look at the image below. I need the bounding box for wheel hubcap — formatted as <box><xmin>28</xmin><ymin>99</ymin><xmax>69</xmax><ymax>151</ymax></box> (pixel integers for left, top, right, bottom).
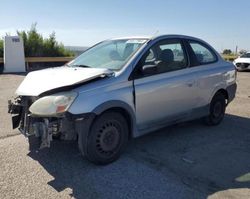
<box><xmin>96</xmin><ymin>122</ymin><xmax>120</xmax><ymax>155</ymax></box>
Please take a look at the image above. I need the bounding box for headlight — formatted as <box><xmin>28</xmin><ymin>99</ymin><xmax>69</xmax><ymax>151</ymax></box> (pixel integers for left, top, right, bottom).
<box><xmin>29</xmin><ymin>91</ymin><xmax>77</xmax><ymax>116</ymax></box>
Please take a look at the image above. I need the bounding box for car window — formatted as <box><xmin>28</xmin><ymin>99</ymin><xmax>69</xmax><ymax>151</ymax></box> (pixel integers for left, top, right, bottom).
<box><xmin>136</xmin><ymin>39</ymin><xmax>187</xmax><ymax>77</ymax></box>
<box><xmin>241</xmin><ymin>53</ymin><xmax>250</xmax><ymax>58</ymax></box>
<box><xmin>145</xmin><ymin>49</ymin><xmax>155</xmax><ymax>61</ymax></box>
<box><xmin>189</xmin><ymin>41</ymin><xmax>217</xmax><ymax>64</ymax></box>
<box><xmin>68</xmin><ymin>39</ymin><xmax>147</xmax><ymax>71</ymax></box>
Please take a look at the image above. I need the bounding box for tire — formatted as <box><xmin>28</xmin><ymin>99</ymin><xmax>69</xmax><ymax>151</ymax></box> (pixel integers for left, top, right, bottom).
<box><xmin>204</xmin><ymin>92</ymin><xmax>226</xmax><ymax>126</ymax></box>
<box><xmin>80</xmin><ymin>111</ymin><xmax>129</xmax><ymax>165</ymax></box>
<box><xmin>28</xmin><ymin>135</ymin><xmax>41</xmax><ymax>151</ymax></box>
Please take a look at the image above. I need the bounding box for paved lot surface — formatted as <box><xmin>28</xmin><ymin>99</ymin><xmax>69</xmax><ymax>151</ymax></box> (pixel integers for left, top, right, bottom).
<box><xmin>0</xmin><ymin>72</ymin><xmax>250</xmax><ymax>199</ymax></box>
<box><xmin>0</xmin><ymin>74</ymin><xmax>24</xmax><ymax>138</ymax></box>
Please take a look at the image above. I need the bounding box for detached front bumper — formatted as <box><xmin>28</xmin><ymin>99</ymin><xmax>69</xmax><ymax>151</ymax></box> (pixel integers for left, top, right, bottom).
<box><xmin>8</xmin><ymin>97</ymin><xmax>36</xmax><ymax>137</ymax></box>
<box><xmin>8</xmin><ymin>99</ymin><xmax>23</xmax><ymax>130</ymax></box>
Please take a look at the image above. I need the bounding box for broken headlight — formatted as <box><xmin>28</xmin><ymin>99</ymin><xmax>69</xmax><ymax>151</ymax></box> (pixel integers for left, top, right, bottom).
<box><xmin>29</xmin><ymin>91</ymin><xmax>77</xmax><ymax>116</ymax></box>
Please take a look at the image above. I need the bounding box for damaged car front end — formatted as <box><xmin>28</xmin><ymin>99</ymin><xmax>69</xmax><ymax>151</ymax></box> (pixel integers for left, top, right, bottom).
<box><xmin>8</xmin><ymin>92</ymin><xmax>80</xmax><ymax>149</ymax></box>
<box><xmin>8</xmin><ymin>66</ymin><xmax>114</xmax><ymax>150</ymax></box>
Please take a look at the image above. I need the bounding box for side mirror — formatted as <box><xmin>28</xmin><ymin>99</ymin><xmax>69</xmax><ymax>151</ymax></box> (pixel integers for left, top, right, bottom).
<box><xmin>142</xmin><ymin>64</ymin><xmax>158</xmax><ymax>75</ymax></box>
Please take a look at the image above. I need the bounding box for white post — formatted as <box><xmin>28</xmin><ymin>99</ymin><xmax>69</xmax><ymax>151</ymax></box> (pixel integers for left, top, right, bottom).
<box><xmin>3</xmin><ymin>36</ymin><xmax>26</xmax><ymax>73</ymax></box>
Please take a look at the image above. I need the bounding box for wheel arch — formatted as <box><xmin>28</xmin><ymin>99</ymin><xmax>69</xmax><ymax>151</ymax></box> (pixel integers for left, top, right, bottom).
<box><xmin>210</xmin><ymin>88</ymin><xmax>229</xmax><ymax>104</ymax></box>
<box><xmin>92</xmin><ymin>100</ymin><xmax>137</xmax><ymax>139</ymax></box>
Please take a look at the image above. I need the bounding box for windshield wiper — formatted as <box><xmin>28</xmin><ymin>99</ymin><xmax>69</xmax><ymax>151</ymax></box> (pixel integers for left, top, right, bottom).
<box><xmin>71</xmin><ymin>64</ymin><xmax>91</xmax><ymax>68</ymax></box>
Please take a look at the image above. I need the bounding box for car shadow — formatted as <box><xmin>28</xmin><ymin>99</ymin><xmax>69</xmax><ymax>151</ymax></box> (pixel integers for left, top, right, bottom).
<box><xmin>28</xmin><ymin>113</ymin><xmax>250</xmax><ymax>199</ymax></box>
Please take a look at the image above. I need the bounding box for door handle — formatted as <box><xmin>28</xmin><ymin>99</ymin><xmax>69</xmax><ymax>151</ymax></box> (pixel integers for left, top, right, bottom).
<box><xmin>186</xmin><ymin>81</ymin><xmax>195</xmax><ymax>87</ymax></box>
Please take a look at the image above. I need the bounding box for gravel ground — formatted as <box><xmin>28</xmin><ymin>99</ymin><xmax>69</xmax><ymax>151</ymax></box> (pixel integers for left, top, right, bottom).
<box><xmin>0</xmin><ymin>72</ymin><xmax>250</xmax><ymax>199</ymax></box>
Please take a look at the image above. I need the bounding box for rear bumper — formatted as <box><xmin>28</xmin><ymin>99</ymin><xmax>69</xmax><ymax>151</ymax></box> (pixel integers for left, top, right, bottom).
<box><xmin>226</xmin><ymin>83</ymin><xmax>237</xmax><ymax>103</ymax></box>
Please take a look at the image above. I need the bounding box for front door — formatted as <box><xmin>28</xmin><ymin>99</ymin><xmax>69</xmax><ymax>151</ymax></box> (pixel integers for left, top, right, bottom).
<box><xmin>133</xmin><ymin>39</ymin><xmax>197</xmax><ymax>130</ymax></box>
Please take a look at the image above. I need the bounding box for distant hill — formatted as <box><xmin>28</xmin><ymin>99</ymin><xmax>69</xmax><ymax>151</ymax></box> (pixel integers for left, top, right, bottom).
<box><xmin>65</xmin><ymin>46</ymin><xmax>89</xmax><ymax>56</ymax></box>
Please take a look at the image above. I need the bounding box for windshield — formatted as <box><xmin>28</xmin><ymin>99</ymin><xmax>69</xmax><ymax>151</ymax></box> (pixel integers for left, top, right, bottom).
<box><xmin>241</xmin><ymin>53</ymin><xmax>250</xmax><ymax>58</ymax></box>
<box><xmin>68</xmin><ymin>39</ymin><xmax>148</xmax><ymax>71</ymax></box>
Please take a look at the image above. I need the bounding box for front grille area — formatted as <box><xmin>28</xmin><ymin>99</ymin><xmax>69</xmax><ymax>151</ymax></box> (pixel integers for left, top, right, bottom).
<box><xmin>236</xmin><ymin>63</ymin><xmax>250</xmax><ymax>68</ymax></box>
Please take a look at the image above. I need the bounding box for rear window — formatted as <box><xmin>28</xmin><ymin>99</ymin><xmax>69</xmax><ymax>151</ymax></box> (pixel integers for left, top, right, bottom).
<box><xmin>189</xmin><ymin>41</ymin><xmax>217</xmax><ymax>64</ymax></box>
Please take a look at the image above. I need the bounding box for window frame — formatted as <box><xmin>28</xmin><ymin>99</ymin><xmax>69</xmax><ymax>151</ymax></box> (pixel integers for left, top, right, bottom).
<box><xmin>185</xmin><ymin>39</ymin><xmax>218</xmax><ymax>67</ymax></box>
<box><xmin>129</xmin><ymin>38</ymin><xmax>190</xmax><ymax>80</ymax></box>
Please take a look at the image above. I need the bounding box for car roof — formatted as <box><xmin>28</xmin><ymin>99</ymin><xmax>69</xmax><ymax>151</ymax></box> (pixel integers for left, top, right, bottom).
<box><xmin>110</xmin><ymin>36</ymin><xmax>152</xmax><ymax>40</ymax></box>
<box><xmin>111</xmin><ymin>34</ymin><xmax>204</xmax><ymax>42</ymax></box>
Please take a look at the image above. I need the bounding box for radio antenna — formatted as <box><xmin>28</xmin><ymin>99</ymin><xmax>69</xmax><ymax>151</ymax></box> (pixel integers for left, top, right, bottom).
<box><xmin>153</xmin><ymin>30</ymin><xmax>159</xmax><ymax>36</ymax></box>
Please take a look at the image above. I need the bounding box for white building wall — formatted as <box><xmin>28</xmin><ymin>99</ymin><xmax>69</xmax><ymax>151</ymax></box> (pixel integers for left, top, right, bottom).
<box><xmin>3</xmin><ymin>36</ymin><xmax>26</xmax><ymax>73</ymax></box>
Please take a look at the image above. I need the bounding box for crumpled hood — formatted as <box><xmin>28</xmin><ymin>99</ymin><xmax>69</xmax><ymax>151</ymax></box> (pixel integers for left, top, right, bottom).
<box><xmin>16</xmin><ymin>66</ymin><xmax>113</xmax><ymax>96</ymax></box>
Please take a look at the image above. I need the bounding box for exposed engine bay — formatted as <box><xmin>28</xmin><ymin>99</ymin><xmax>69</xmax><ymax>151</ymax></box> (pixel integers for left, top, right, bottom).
<box><xmin>8</xmin><ymin>96</ymin><xmax>77</xmax><ymax>149</ymax></box>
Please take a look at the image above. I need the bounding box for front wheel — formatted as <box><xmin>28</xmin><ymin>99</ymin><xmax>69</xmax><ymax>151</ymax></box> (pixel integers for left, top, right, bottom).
<box><xmin>204</xmin><ymin>92</ymin><xmax>226</xmax><ymax>126</ymax></box>
<box><xmin>79</xmin><ymin>111</ymin><xmax>129</xmax><ymax>165</ymax></box>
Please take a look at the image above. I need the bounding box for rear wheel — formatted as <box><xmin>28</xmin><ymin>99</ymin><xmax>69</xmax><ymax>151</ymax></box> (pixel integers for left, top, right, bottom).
<box><xmin>204</xmin><ymin>92</ymin><xmax>226</xmax><ymax>125</ymax></box>
<box><xmin>28</xmin><ymin>135</ymin><xmax>41</xmax><ymax>151</ymax></box>
<box><xmin>80</xmin><ymin>111</ymin><xmax>129</xmax><ymax>165</ymax></box>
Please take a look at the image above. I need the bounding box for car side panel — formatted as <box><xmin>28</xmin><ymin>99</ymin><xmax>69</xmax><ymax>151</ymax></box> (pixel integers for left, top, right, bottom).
<box><xmin>184</xmin><ymin>60</ymin><xmax>236</xmax><ymax>109</ymax></box>
<box><xmin>134</xmin><ymin>68</ymin><xmax>198</xmax><ymax>130</ymax></box>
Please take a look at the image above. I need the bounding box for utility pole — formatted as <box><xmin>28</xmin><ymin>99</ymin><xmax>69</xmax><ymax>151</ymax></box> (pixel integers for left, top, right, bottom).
<box><xmin>235</xmin><ymin>45</ymin><xmax>238</xmax><ymax>55</ymax></box>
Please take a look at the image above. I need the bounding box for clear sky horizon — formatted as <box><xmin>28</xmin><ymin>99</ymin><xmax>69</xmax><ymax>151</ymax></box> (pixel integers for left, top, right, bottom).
<box><xmin>0</xmin><ymin>0</ymin><xmax>249</xmax><ymax>52</ymax></box>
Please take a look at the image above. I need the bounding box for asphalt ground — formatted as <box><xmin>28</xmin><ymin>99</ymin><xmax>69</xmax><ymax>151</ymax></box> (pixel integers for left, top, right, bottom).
<box><xmin>0</xmin><ymin>72</ymin><xmax>250</xmax><ymax>199</ymax></box>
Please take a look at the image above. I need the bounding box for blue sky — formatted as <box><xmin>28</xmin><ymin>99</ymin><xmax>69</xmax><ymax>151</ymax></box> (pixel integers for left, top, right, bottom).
<box><xmin>0</xmin><ymin>0</ymin><xmax>249</xmax><ymax>52</ymax></box>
